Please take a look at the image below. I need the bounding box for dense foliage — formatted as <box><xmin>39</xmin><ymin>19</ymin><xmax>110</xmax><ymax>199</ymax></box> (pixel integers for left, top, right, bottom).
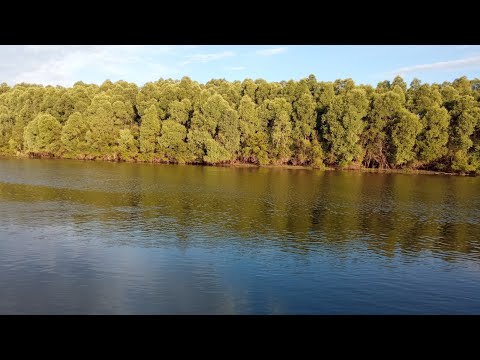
<box><xmin>0</xmin><ymin>75</ymin><xmax>479</xmax><ymax>173</ymax></box>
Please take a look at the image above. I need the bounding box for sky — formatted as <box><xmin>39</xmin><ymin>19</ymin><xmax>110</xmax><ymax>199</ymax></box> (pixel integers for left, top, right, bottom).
<box><xmin>1</xmin><ymin>45</ymin><xmax>479</xmax><ymax>87</ymax></box>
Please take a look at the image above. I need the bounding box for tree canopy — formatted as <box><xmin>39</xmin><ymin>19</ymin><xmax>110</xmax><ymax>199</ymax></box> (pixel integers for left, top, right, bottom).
<box><xmin>0</xmin><ymin>75</ymin><xmax>479</xmax><ymax>174</ymax></box>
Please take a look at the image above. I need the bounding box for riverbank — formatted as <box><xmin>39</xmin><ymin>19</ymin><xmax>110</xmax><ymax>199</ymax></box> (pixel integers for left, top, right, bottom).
<box><xmin>0</xmin><ymin>153</ymin><xmax>476</xmax><ymax>176</ymax></box>
<box><xmin>223</xmin><ymin>162</ymin><xmax>468</xmax><ymax>176</ymax></box>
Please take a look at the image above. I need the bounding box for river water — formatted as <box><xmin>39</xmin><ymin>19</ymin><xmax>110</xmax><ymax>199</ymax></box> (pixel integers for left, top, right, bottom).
<box><xmin>0</xmin><ymin>158</ymin><xmax>479</xmax><ymax>314</ymax></box>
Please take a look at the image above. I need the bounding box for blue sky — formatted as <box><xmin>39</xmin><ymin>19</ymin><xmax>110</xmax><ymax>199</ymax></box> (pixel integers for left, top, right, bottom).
<box><xmin>1</xmin><ymin>45</ymin><xmax>479</xmax><ymax>87</ymax></box>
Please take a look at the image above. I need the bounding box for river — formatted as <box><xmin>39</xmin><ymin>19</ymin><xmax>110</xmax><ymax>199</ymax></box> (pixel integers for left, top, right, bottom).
<box><xmin>0</xmin><ymin>158</ymin><xmax>479</xmax><ymax>314</ymax></box>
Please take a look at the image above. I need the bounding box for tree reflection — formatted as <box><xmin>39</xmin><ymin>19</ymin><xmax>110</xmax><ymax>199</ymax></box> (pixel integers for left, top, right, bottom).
<box><xmin>0</xmin><ymin>162</ymin><xmax>479</xmax><ymax>260</ymax></box>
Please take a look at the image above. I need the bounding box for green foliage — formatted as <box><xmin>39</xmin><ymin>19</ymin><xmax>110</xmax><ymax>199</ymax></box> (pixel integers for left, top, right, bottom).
<box><xmin>117</xmin><ymin>129</ymin><xmax>138</xmax><ymax>160</ymax></box>
<box><xmin>216</xmin><ymin>102</ymin><xmax>240</xmax><ymax>158</ymax></box>
<box><xmin>451</xmin><ymin>150</ymin><xmax>479</xmax><ymax>173</ymax></box>
<box><xmin>0</xmin><ymin>75</ymin><xmax>478</xmax><ymax>174</ymax></box>
<box><xmin>61</xmin><ymin>112</ymin><xmax>89</xmax><ymax>156</ymax></box>
<box><xmin>292</xmin><ymin>92</ymin><xmax>317</xmax><ymax>164</ymax></box>
<box><xmin>390</xmin><ymin>109</ymin><xmax>423</xmax><ymax>166</ymax></box>
<box><xmin>447</xmin><ymin>95</ymin><xmax>480</xmax><ymax>172</ymax></box>
<box><xmin>187</xmin><ymin>93</ymin><xmax>239</xmax><ymax>164</ymax></box>
<box><xmin>203</xmin><ymin>138</ymin><xmax>231</xmax><ymax>164</ymax></box>
<box><xmin>167</xmin><ymin>99</ymin><xmax>191</xmax><ymax>125</ymax></box>
<box><xmin>238</xmin><ymin>96</ymin><xmax>270</xmax><ymax>164</ymax></box>
<box><xmin>311</xmin><ymin>137</ymin><xmax>325</xmax><ymax>168</ymax></box>
<box><xmin>392</xmin><ymin>76</ymin><xmax>407</xmax><ymax>93</ymax></box>
<box><xmin>85</xmin><ymin>106</ymin><xmax>117</xmax><ymax>156</ymax></box>
<box><xmin>408</xmin><ymin>84</ymin><xmax>442</xmax><ymax>115</ymax></box>
<box><xmin>322</xmin><ymin>87</ymin><xmax>368</xmax><ymax>165</ymax></box>
<box><xmin>416</xmin><ymin>105</ymin><xmax>450</xmax><ymax>163</ymax></box>
<box><xmin>24</xmin><ymin>113</ymin><xmax>62</xmax><ymax>154</ymax></box>
<box><xmin>452</xmin><ymin>76</ymin><xmax>472</xmax><ymax>96</ymax></box>
<box><xmin>265</xmin><ymin>98</ymin><xmax>294</xmax><ymax>163</ymax></box>
<box><xmin>139</xmin><ymin>105</ymin><xmax>161</xmax><ymax>155</ymax></box>
<box><xmin>9</xmin><ymin>117</ymin><xmax>26</xmax><ymax>152</ymax></box>
<box><xmin>112</xmin><ymin>101</ymin><xmax>131</xmax><ymax>126</ymax></box>
<box><xmin>158</xmin><ymin>120</ymin><xmax>192</xmax><ymax>163</ymax></box>
<box><xmin>0</xmin><ymin>106</ymin><xmax>14</xmax><ymax>151</ymax></box>
<box><xmin>362</xmin><ymin>91</ymin><xmax>403</xmax><ymax>168</ymax></box>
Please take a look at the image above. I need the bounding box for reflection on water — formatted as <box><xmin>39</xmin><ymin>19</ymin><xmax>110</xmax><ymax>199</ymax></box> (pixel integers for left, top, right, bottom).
<box><xmin>0</xmin><ymin>158</ymin><xmax>479</xmax><ymax>314</ymax></box>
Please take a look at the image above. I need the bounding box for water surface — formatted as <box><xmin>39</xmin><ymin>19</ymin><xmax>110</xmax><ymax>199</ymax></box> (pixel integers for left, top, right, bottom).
<box><xmin>0</xmin><ymin>158</ymin><xmax>479</xmax><ymax>314</ymax></box>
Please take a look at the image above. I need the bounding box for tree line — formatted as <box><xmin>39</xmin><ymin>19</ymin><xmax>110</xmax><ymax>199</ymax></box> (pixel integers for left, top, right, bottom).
<box><xmin>0</xmin><ymin>75</ymin><xmax>479</xmax><ymax>173</ymax></box>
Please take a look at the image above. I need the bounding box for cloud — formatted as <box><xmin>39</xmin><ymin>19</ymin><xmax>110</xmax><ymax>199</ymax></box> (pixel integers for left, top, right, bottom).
<box><xmin>182</xmin><ymin>51</ymin><xmax>235</xmax><ymax>65</ymax></box>
<box><xmin>0</xmin><ymin>45</ymin><xmax>190</xmax><ymax>87</ymax></box>
<box><xmin>256</xmin><ymin>47</ymin><xmax>287</xmax><ymax>56</ymax></box>
<box><xmin>227</xmin><ymin>66</ymin><xmax>245</xmax><ymax>71</ymax></box>
<box><xmin>389</xmin><ymin>55</ymin><xmax>480</xmax><ymax>76</ymax></box>
<box><xmin>24</xmin><ymin>45</ymin><xmax>74</xmax><ymax>52</ymax></box>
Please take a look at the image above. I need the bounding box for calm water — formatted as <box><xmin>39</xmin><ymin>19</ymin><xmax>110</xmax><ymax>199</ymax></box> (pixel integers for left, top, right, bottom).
<box><xmin>0</xmin><ymin>158</ymin><xmax>479</xmax><ymax>314</ymax></box>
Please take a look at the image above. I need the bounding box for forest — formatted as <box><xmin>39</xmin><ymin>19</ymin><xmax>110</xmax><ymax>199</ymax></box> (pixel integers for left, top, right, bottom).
<box><xmin>0</xmin><ymin>75</ymin><xmax>479</xmax><ymax>174</ymax></box>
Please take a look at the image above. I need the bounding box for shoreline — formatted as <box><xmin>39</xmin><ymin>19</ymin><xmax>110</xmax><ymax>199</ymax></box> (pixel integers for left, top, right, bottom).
<box><xmin>220</xmin><ymin>162</ymin><xmax>464</xmax><ymax>176</ymax></box>
<box><xmin>0</xmin><ymin>154</ymin><xmax>474</xmax><ymax>176</ymax></box>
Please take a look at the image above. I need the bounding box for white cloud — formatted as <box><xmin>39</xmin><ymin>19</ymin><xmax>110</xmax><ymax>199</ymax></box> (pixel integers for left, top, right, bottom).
<box><xmin>256</xmin><ymin>47</ymin><xmax>287</xmax><ymax>56</ymax></box>
<box><xmin>0</xmin><ymin>45</ymin><xmax>191</xmax><ymax>87</ymax></box>
<box><xmin>228</xmin><ymin>66</ymin><xmax>245</xmax><ymax>71</ymax></box>
<box><xmin>182</xmin><ymin>51</ymin><xmax>235</xmax><ymax>65</ymax></box>
<box><xmin>389</xmin><ymin>55</ymin><xmax>480</xmax><ymax>76</ymax></box>
<box><xmin>24</xmin><ymin>45</ymin><xmax>73</xmax><ymax>52</ymax></box>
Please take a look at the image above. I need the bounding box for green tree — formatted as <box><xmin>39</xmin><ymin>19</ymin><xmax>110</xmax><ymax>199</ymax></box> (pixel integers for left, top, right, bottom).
<box><xmin>264</xmin><ymin>98</ymin><xmax>293</xmax><ymax>163</ymax></box>
<box><xmin>9</xmin><ymin>117</ymin><xmax>26</xmax><ymax>152</ymax></box>
<box><xmin>112</xmin><ymin>100</ymin><xmax>132</xmax><ymax>126</ymax></box>
<box><xmin>53</xmin><ymin>93</ymin><xmax>76</xmax><ymax>124</ymax></box>
<box><xmin>0</xmin><ymin>106</ymin><xmax>14</xmax><ymax>151</ymax></box>
<box><xmin>241</xmin><ymin>79</ymin><xmax>257</xmax><ymax>99</ymax></box>
<box><xmin>24</xmin><ymin>113</ymin><xmax>62</xmax><ymax>154</ymax></box>
<box><xmin>452</xmin><ymin>76</ymin><xmax>472</xmax><ymax>96</ymax></box>
<box><xmin>362</xmin><ymin>91</ymin><xmax>404</xmax><ymax>168</ymax></box>
<box><xmin>416</xmin><ymin>105</ymin><xmax>450</xmax><ymax>164</ymax></box>
<box><xmin>188</xmin><ymin>93</ymin><xmax>239</xmax><ymax>163</ymax></box>
<box><xmin>390</xmin><ymin>109</ymin><xmax>423</xmax><ymax>166</ymax></box>
<box><xmin>61</xmin><ymin>112</ymin><xmax>88</xmax><ymax>156</ymax></box>
<box><xmin>448</xmin><ymin>95</ymin><xmax>480</xmax><ymax>172</ymax></box>
<box><xmin>203</xmin><ymin>138</ymin><xmax>231</xmax><ymax>164</ymax></box>
<box><xmin>216</xmin><ymin>102</ymin><xmax>240</xmax><ymax>159</ymax></box>
<box><xmin>139</xmin><ymin>104</ymin><xmax>161</xmax><ymax>156</ymax></box>
<box><xmin>158</xmin><ymin>120</ymin><xmax>191</xmax><ymax>163</ymax></box>
<box><xmin>167</xmin><ymin>99</ymin><xmax>191</xmax><ymax>125</ymax></box>
<box><xmin>311</xmin><ymin>137</ymin><xmax>325</xmax><ymax>168</ymax></box>
<box><xmin>392</xmin><ymin>76</ymin><xmax>407</xmax><ymax>93</ymax></box>
<box><xmin>322</xmin><ymin>88</ymin><xmax>368</xmax><ymax>165</ymax></box>
<box><xmin>292</xmin><ymin>92</ymin><xmax>317</xmax><ymax>164</ymax></box>
<box><xmin>238</xmin><ymin>95</ymin><xmax>269</xmax><ymax>164</ymax></box>
<box><xmin>117</xmin><ymin>129</ymin><xmax>138</xmax><ymax>160</ymax></box>
<box><xmin>85</xmin><ymin>106</ymin><xmax>117</xmax><ymax>156</ymax></box>
<box><xmin>0</xmin><ymin>74</ymin><xmax>478</xmax><ymax>174</ymax></box>
<box><xmin>408</xmin><ymin>84</ymin><xmax>442</xmax><ymax>115</ymax></box>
